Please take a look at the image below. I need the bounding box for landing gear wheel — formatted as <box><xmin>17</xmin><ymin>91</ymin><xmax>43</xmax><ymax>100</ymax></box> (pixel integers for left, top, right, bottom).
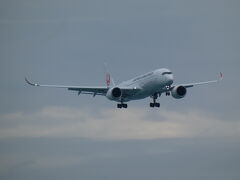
<box><xmin>150</xmin><ymin>103</ymin><xmax>154</xmax><ymax>107</ymax></box>
<box><xmin>117</xmin><ymin>103</ymin><xmax>128</xmax><ymax>108</ymax></box>
<box><xmin>155</xmin><ymin>103</ymin><xmax>160</xmax><ymax>108</ymax></box>
<box><xmin>123</xmin><ymin>104</ymin><xmax>128</xmax><ymax>108</ymax></box>
<box><xmin>166</xmin><ymin>92</ymin><xmax>170</xmax><ymax>96</ymax></box>
<box><xmin>117</xmin><ymin>104</ymin><xmax>122</xmax><ymax>108</ymax></box>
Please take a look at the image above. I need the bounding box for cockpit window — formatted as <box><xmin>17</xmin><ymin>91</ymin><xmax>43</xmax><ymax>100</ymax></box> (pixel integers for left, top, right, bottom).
<box><xmin>162</xmin><ymin>72</ymin><xmax>172</xmax><ymax>75</ymax></box>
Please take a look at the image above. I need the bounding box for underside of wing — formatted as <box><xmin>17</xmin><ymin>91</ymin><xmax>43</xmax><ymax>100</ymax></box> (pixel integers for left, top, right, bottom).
<box><xmin>68</xmin><ymin>87</ymin><xmax>108</xmax><ymax>96</ymax></box>
<box><xmin>25</xmin><ymin>78</ymin><xmax>109</xmax><ymax>96</ymax></box>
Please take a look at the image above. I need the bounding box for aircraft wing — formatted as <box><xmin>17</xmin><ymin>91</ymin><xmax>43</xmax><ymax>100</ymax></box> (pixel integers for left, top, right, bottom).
<box><xmin>172</xmin><ymin>72</ymin><xmax>223</xmax><ymax>89</ymax></box>
<box><xmin>25</xmin><ymin>78</ymin><xmax>108</xmax><ymax>96</ymax></box>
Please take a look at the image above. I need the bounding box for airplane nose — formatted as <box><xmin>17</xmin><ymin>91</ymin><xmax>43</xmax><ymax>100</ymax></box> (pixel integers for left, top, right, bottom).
<box><xmin>168</xmin><ymin>74</ymin><xmax>174</xmax><ymax>84</ymax></box>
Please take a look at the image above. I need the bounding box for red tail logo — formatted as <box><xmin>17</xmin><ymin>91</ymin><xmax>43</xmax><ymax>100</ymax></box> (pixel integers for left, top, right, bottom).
<box><xmin>106</xmin><ymin>73</ymin><xmax>110</xmax><ymax>87</ymax></box>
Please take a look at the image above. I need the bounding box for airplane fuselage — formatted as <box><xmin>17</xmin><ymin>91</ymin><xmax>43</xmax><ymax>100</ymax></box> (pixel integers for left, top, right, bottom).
<box><xmin>108</xmin><ymin>68</ymin><xmax>174</xmax><ymax>102</ymax></box>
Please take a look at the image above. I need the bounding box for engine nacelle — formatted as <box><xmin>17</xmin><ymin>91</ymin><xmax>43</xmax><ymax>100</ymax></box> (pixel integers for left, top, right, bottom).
<box><xmin>171</xmin><ymin>86</ymin><xmax>187</xmax><ymax>99</ymax></box>
<box><xmin>106</xmin><ymin>87</ymin><xmax>122</xmax><ymax>100</ymax></box>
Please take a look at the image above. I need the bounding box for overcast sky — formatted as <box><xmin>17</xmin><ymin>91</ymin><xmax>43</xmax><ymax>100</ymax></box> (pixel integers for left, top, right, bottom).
<box><xmin>0</xmin><ymin>0</ymin><xmax>240</xmax><ymax>180</ymax></box>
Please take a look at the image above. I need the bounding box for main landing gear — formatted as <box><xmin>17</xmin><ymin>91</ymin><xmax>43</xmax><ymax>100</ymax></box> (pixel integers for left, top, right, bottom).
<box><xmin>117</xmin><ymin>103</ymin><xmax>128</xmax><ymax>108</ymax></box>
<box><xmin>166</xmin><ymin>92</ymin><xmax>170</xmax><ymax>96</ymax></box>
<box><xmin>150</xmin><ymin>93</ymin><xmax>160</xmax><ymax>108</ymax></box>
<box><xmin>150</xmin><ymin>102</ymin><xmax>160</xmax><ymax>108</ymax></box>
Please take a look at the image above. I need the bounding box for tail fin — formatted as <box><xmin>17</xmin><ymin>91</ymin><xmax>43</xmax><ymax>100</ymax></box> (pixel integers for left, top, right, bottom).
<box><xmin>104</xmin><ymin>63</ymin><xmax>115</xmax><ymax>87</ymax></box>
<box><xmin>106</xmin><ymin>73</ymin><xmax>111</xmax><ymax>87</ymax></box>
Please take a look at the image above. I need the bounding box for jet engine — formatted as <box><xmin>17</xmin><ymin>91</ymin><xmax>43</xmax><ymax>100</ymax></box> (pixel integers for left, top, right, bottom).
<box><xmin>106</xmin><ymin>87</ymin><xmax>122</xmax><ymax>100</ymax></box>
<box><xmin>171</xmin><ymin>86</ymin><xmax>187</xmax><ymax>99</ymax></box>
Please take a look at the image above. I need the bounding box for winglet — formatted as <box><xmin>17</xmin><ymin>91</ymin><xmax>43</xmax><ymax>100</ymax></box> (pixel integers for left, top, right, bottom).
<box><xmin>25</xmin><ymin>77</ymin><xmax>39</xmax><ymax>86</ymax></box>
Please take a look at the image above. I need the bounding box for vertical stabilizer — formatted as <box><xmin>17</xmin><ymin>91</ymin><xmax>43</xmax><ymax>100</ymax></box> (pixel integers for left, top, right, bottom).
<box><xmin>104</xmin><ymin>63</ymin><xmax>115</xmax><ymax>87</ymax></box>
<box><xmin>106</xmin><ymin>73</ymin><xmax>111</xmax><ymax>87</ymax></box>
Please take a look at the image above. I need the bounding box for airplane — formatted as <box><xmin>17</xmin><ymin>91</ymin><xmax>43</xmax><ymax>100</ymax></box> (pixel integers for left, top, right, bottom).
<box><xmin>25</xmin><ymin>68</ymin><xmax>223</xmax><ymax>108</ymax></box>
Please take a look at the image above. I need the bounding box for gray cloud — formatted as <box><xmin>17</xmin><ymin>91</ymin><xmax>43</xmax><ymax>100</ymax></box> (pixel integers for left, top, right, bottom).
<box><xmin>1</xmin><ymin>137</ymin><xmax>240</xmax><ymax>180</ymax></box>
<box><xmin>1</xmin><ymin>106</ymin><xmax>239</xmax><ymax>140</ymax></box>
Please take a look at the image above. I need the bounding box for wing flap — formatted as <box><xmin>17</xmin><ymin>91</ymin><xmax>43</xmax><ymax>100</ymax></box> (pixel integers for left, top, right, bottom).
<box><xmin>68</xmin><ymin>87</ymin><xmax>108</xmax><ymax>96</ymax></box>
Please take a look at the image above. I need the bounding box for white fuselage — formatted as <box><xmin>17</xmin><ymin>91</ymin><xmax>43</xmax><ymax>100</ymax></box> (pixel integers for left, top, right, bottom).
<box><xmin>109</xmin><ymin>68</ymin><xmax>174</xmax><ymax>102</ymax></box>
